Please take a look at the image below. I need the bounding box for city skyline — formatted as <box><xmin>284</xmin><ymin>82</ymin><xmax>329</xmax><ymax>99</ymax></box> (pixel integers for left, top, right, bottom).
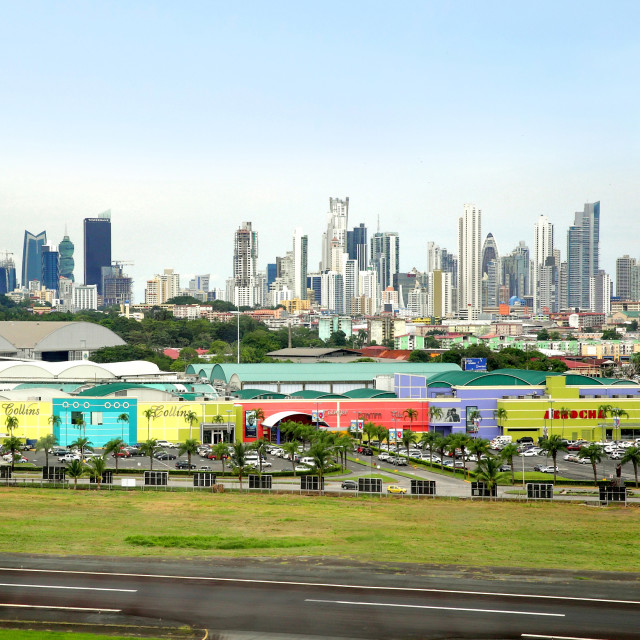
<box><xmin>1</xmin><ymin>1</ymin><xmax>638</xmax><ymax>299</ymax></box>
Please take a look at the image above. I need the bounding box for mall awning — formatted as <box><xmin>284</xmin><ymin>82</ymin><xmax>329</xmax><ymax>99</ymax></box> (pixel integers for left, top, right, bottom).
<box><xmin>262</xmin><ymin>410</ymin><xmax>328</xmax><ymax>427</ymax></box>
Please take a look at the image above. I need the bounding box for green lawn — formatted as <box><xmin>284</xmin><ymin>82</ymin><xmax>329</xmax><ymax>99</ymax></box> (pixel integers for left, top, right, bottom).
<box><xmin>0</xmin><ymin>633</ymin><xmax>172</xmax><ymax>640</ymax></box>
<box><xmin>0</xmin><ymin>488</ymin><xmax>638</xmax><ymax>572</ymax></box>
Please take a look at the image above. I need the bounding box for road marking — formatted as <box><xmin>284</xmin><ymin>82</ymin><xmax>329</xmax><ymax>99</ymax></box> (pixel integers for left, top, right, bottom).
<box><xmin>305</xmin><ymin>599</ymin><xmax>564</xmax><ymax>617</ymax></box>
<box><xmin>0</xmin><ymin>604</ymin><xmax>121</xmax><ymax>612</ymax></box>
<box><xmin>0</xmin><ymin>567</ymin><xmax>636</xmax><ymax>606</ymax></box>
<box><xmin>0</xmin><ymin>582</ymin><xmax>136</xmax><ymax>593</ymax></box>
<box><xmin>522</xmin><ymin>636</ymin><xmax>609</xmax><ymax>640</ymax></box>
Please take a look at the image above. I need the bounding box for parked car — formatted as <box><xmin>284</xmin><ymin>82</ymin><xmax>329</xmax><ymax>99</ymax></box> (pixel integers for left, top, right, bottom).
<box><xmin>154</xmin><ymin>452</ymin><xmax>177</xmax><ymax>460</ymax></box>
<box><xmin>175</xmin><ymin>461</ymin><xmax>197</xmax><ymax>470</ymax></box>
<box><xmin>389</xmin><ymin>457</ymin><xmax>407</xmax><ymax>466</ymax></box>
<box><xmin>156</xmin><ymin>440</ymin><xmax>176</xmax><ymax>449</ymax></box>
<box><xmin>294</xmin><ymin>464</ymin><xmax>312</xmax><ymax>472</ymax></box>
<box><xmin>443</xmin><ymin>459</ymin><xmax>464</xmax><ymax>468</ymax></box>
<box><xmin>378</xmin><ymin>452</ymin><xmax>391</xmax><ymax>461</ymax></box>
<box><xmin>61</xmin><ymin>453</ymin><xmax>80</xmax><ymax>463</ymax></box>
<box><xmin>112</xmin><ymin>449</ymin><xmax>130</xmax><ymax>458</ymax></box>
<box><xmin>387</xmin><ymin>484</ymin><xmax>407</xmax><ymax>494</ymax></box>
<box><xmin>357</xmin><ymin>447</ymin><xmax>373</xmax><ymax>456</ymax></box>
<box><xmin>341</xmin><ymin>480</ymin><xmax>358</xmax><ymax>490</ymax></box>
<box><xmin>50</xmin><ymin>448</ymin><xmax>68</xmax><ymax>456</ymax></box>
<box><xmin>499</xmin><ymin>464</ymin><xmax>512</xmax><ymax>472</ymax></box>
<box><xmin>539</xmin><ymin>465</ymin><xmax>558</xmax><ymax>473</ymax></box>
<box><xmin>519</xmin><ymin>449</ymin><xmax>538</xmax><ymax>457</ymax></box>
<box><xmin>126</xmin><ymin>447</ymin><xmax>144</xmax><ymax>457</ymax></box>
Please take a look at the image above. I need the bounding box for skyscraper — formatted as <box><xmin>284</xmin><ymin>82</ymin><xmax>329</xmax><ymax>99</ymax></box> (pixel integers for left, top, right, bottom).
<box><xmin>457</xmin><ymin>204</ymin><xmax>482</xmax><ymax>318</ymax></box>
<box><xmin>347</xmin><ymin>223</ymin><xmax>368</xmax><ymax>272</ymax></box>
<box><xmin>41</xmin><ymin>245</ymin><xmax>60</xmax><ymax>293</ymax></box>
<box><xmin>58</xmin><ymin>233</ymin><xmax>75</xmax><ymax>282</ymax></box>
<box><xmin>22</xmin><ymin>230</ymin><xmax>47</xmax><ymax>286</ymax></box>
<box><xmin>481</xmin><ymin>233</ymin><xmax>499</xmax><ymax>276</ymax></box>
<box><xmin>567</xmin><ymin>201</ymin><xmax>600</xmax><ymax>310</ymax></box>
<box><xmin>370</xmin><ymin>232</ymin><xmax>399</xmax><ymax>290</ymax></box>
<box><xmin>321</xmin><ymin>197</ymin><xmax>349</xmax><ymax>272</ymax></box>
<box><xmin>616</xmin><ymin>255</ymin><xmax>636</xmax><ymax>300</ymax></box>
<box><xmin>292</xmin><ymin>227</ymin><xmax>308</xmax><ymax>300</ymax></box>
<box><xmin>533</xmin><ymin>215</ymin><xmax>554</xmax><ymax>312</ymax></box>
<box><xmin>84</xmin><ymin>211</ymin><xmax>111</xmax><ymax>295</ymax></box>
<box><xmin>0</xmin><ymin>253</ymin><xmax>17</xmax><ymax>295</ymax></box>
<box><xmin>233</xmin><ymin>221</ymin><xmax>260</xmax><ymax>307</ymax></box>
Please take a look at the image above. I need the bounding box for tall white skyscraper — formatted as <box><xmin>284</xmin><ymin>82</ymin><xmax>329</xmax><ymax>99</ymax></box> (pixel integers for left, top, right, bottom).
<box><xmin>457</xmin><ymin>204</ymin><xmax>482</xmax><ymax>318</ymax></box>
<box><xmin>233</xmin><ymin>221</ymin><xmax>260</xmax><ymax>307</ymax></box>
<box><xmin>321</xmin><ymin>197</ymin><xmax>349</xmax><ymax>272</ymax></box>
<box><xmin>533</xmin><ymin>215</ymin><xmax>554</xmax><ymax>312</ymax></box>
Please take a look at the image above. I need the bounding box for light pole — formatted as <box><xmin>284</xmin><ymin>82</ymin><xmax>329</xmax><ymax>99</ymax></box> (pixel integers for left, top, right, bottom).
<box><xmin>226</xmin><ymin>409</ymin><xmax>233</xmax><ymax>444</ymax></box>
<box><xmin>235</xmin><ymin>311</ymin><xmax>240</xmax><ymax>364</ymax></box>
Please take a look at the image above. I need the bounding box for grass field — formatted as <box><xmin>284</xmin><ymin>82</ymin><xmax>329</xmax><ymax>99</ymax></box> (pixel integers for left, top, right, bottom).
<box><xmin>0</xmin><ymin>488</ymin><xmax>638</xmax><ymax>572</ymax></box>
<box><xmin>0</xmin><ymin>632</ymin><xmax>171</xmax><ymax>640</ymax></box>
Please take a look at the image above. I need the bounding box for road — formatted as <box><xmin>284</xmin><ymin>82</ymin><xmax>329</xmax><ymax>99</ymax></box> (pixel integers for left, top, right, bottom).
<box><xmin>0</xmin><ymin>555</ymin><xmax>638</xmax><ymax>638</ymax></box>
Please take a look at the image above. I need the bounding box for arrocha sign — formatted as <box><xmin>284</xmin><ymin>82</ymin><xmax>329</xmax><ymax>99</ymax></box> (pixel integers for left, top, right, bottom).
<box><xmin>543</xmin><ymin>409</ymin><xmax>610</xmax><ymax>420</ymax></box>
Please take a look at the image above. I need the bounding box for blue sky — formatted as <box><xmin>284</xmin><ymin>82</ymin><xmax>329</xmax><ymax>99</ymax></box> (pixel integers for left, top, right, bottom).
<box><xmin>1</xmin><ymin>1</ymin><xmax>638</xmax><ymax>299</ymax></box>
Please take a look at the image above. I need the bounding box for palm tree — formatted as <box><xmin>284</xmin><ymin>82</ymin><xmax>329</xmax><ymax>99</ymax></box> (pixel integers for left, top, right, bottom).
<box><xmin>212</xmin><ymin>442</ymin><xmax>230</xmax><ymax>476</ymax></box>
<box><xmin>467</xmin><ymin>409</ymin><xmax>482</xmax><ymax>436</ymax></box>
<box><xmin>467</xmin><ymin>437</ymin><xmax>490</xmax><ymax>462</ymax></box>
<box><xmin>35</xmin><ymin>433</ymin><xmax>58</xmax><ymax>469</ymax></box>
<box><xmin>558</xmin><ymin>406</ymin><xmax>571</xmax><ymax>438</ymax></box>
<box><xmin>420</xmin><ymin>431</ymin><xmax>440</xmax><ymax>466</ymax></box>
<box><xmin>178</xmin><ymin>438</ymin><xmax>200</xmax><ymax>475</ymax></box>
<box><xmin>252</xmin><ymin>438</ymin><xmax>269</xmax><ymax>474</ymax></box>
<box><xmin>493</xmin><ymin>408</ymin><xmax>508</xmax><ymax>433</ymax></box>
<box><xmin>184</xmin><ymin>410</ymin><xmax>199</xmax><ymax>439</ymax></box>
<box><xmin>428</xmin><ymin>406</ymin><xmax>443</xmax><ymax>425</ymax></box>
<box><xmin>142</xmin><ymin>408</ymin><xmax>155</xmax><ymax>439</ymax></box>
<box><xmin>499</xmin><ymin>443</ymin><xmax>519</xmax><ymax>485</ymax></box>
<box><xmin>375</xmin><ymin>426</ymin><xmax>389</xmax><ymax>452</ymax></box>
<box><xmin>400</xmin><ymin>429</ymin><xmax>417</xmax><ymax>461</ymax></box>
<box><xmin>281</xmin><ymin>440</ymin><xmax>300</xmax><ymax>476</ymax></box>
<box><xmin>621</xmin><ymin>446</ymin><xmax>640</xmax><ymax>487</ymax></box>
<box><xmin>403</xmin><ymin>408</ymin><xmax>418</xmax><ymax>427</ymax></box>
<box><xmin>66</xmin><ymin>459</ymin><xmax>87</xmax><ymax>489</ymax></box>
<box><xmin>474</xmin><ymin>456</ymin><xmax>504</xmax><ymax>496</ymax></box>
<box><xmin>309</xmin><ymin>441</ymin><xmax>334</xmax><ymax>490</ymax></box>
<box><xmin>48</xmin><ymin>414</ymin><xmax>61</xmax><ymax>440</ymax></box>
<box><xmin>70</xmin><ymin>437</ymin><xmax>93</xmax><ymax>459</ymax></box>
<box><xmin>212</xmin><ymin>414</ymin><xmax>224</xmax><ymax>425</ymax></box>
<box><xmin>230</xmin><ymin>441</ymin><xmax>250</xmax><ymax>490</ymax></box>
<box><xmin>3</xmin><ymin>436</ymin><xmax>23</xmax><ymax>471</ymax></box>
<box><xmin>450</xmin><ymin>432</ymin><xmax>472</xmax><ymax>476</ymax></box>
<box><xmin>253</xmin><ymin>407</ymin><xmax>266</xmax><ymax>438</ymax></box>
<box><xmin>4</xmin><ymin>416</ymin><xmax>18</xmax><ymax>436</ymax></box>
<box><xmin>610</xmin><ymin>408</ymin><xmax>629</xmax><ymax>439</ymax></box>
<box><xmin>539</xmin><ymin>434</ymin><xmax>568</xmax><ymax>483</ymax></box>
<box><xmin>139</xmin><ymin>439</ymin><xmax>160</xmax><ymax>470</ymax></box>
<box><xmin>88</xmin><ymin>455</ymin><xmax>108</xmax><ymax>490</ymax></box>
<box><xmin>436</xmin><ymin>435</ymin><xmax>450</xmax><ymax>467</ymax></box>
<box><xmin>334</xmin><ymin>433</ymin><xmax>351</xmax><ymax>471</ymax></box>
<box><xmin>578</xmin><ymin>443</ymin><xmax>604</xmax><ymax>485</ymax></box>
<box><xmin>104</xmin><ymin>438</ymin><xmax>125</xmax><ymax>473</ymax></box>
<box><xmin>363</xmin><ymin>422</ymin><xmax>378</xmax><ymax>447</ymax></box>
<box><xmin>597</xmin><ymin>404</ymin><xmax>613</xmax><ymax>442</ymax></box>
<box><xmin>117</xmin><ymin>413</ymin><xmax>129</xmax><ymax>442</ymax></box>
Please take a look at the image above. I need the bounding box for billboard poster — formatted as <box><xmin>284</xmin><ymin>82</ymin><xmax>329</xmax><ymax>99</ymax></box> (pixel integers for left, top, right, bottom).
<box><xmin>442</xmin><ymin>407</ymin><xmax>461</xmax><ymax>423</ymax></box>
<box><xmin>245</xmin><ymin>410</ymin><xmax>257</xmax><ymax>438</ymax></box>
<box><xmin>396</xmin><ymin>428</ymin><xmax>403</xmax><ymax>441</ymax></box>
<box><xmin>311</xmin><ymin>410</ymin><xmax>325</xmax><ymax>424</ymax></box>
<box><xmin>357</xmin><ymin>420</ymin><xmax>364</xmax><ymax>432</ymax></box>
<box><xmin>463</xmin><ymin>358</ymin><xmax>487</xmax><ymax>371</ymax></box>
<box><xmin>349</xmin><ymin>420</ymin><xmax>358</xmax><ymax>432</ymax></box>
<box><xmin>466</xmin><ymin>405</ymin><xmax>479</xmax><ymax>434</ymax></box>
<box><xmin>388</xmin><ymin>428</ymin><xmax>396</xmax><ymax>441</ymax></box>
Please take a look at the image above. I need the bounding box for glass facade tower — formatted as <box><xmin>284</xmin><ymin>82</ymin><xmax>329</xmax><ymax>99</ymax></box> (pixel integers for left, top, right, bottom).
<box><xmin>84</xmin><ymin>211</ymin><xmax>112</xmax><ymax>295</ymax></box>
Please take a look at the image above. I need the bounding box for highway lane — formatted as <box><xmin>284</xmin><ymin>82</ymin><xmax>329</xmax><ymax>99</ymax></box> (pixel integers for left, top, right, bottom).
<box><xmin>0</xmin><ymin>560</ymin><xmax>639</xmax><ymax>638</ymax></box>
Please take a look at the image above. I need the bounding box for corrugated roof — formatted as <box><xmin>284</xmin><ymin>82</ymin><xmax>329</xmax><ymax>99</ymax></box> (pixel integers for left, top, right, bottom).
<box><xmin>186</xmin><ymin>362</ymin><xmax>461</xmax><ymax>384</ymax></box>
<box><xmin>342</xmin><ymin>388</ymin><xmax>396</xmax><ymax>399</ymax></box>
<box><xmin>231</xmin><ymin>389</ymin><xmax>288</xmax><ymax>399</ymax></box>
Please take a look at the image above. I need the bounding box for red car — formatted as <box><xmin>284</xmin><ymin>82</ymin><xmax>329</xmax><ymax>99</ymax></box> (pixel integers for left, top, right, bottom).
<box><xmin>112</xmin><ymin>449</ymin><xmax>130</xmax><ymax>458</ymax></box>
<box><xmin>206</xmin><ymin>452</ymin><xmax>229</xmax><ymax>460</ymax></box>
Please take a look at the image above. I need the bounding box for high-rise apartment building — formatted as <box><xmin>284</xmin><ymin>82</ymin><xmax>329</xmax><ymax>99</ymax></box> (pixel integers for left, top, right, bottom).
<box><xmin>22</xmin><ymin>230</ymin><xmax>47</xmax><ymax>287</ymax></box>
<box><xmin>84</xmin><ymin>211</ymin><xmax>111</xmax><ymax>295</ymax></box>
<box><xmin>457</xmin><ymin>204</ymin><xmax>482</xmax><ymax>318</ymax></box>
<box><xmin>347</xmin><ymin>223</ymin><xmax>368</xmax><ymax>272</ymax></box>
<box><xmin>292</xmin><ymin>227</ymin><xmax>308</xmax><ymax>300</ymax></box>
<box><xmin>233</xmin><ymin>221</ymin><xmax>260</xmax><ymax>308</ymax></box>
<box><xmin>321</xmin><ymin>197</ymin><xmax>349</xmax><ymax>272</ymax></box>
<box><xmin>428</xmin><ymin>270</ymin><xmax>453</xmax><ymax>317</ymax></box>
<box><xmin>144</xmin><ymin>269</ymin><xmax>179</xmax><ymax>305</ymax></box>
<box><xmin>501</xmin><ymin>241</ymin><xmax>530</xmax><ymax>301</ymax></box>
<box><xmin>567</xmin><ymin>201</ymin><xmax>600</xmax><ymax>310</ymax></box>
<box><xmin>320</xmin><ymin>271</ymin><xmax>344</xmax><ymax>314</ymax></box>
<box><xmin>590</xmin><ymin>270</ymin><xmax>611</xmax><ymax>314</ymax></box>
<box><xmin>616</xmin><ymin>255</ymin><xmax>636</xmax><ymax>300</ymax></box>
<box><xmin>370</xmin><ymin>232</ymin><xmax>399</xmax><ymax>291</ymax></box>
<box><xmin>533</xmin><ymin>215</ymin><xmax>554</xmax><ymax>312</ymax></box>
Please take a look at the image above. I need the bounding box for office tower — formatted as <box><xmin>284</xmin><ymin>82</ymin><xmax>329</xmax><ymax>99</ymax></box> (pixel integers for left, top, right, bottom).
<box><xmin>347</xmin><ymin>223</ymin><xmax>368</xmax><ymax>272</ymax></box>
<box><xmin>22</xmin><ymin>230</ymin><xmax>47</xmax><ymax>286</ymax></box>
<box><xmin>102</xmin><ymin>262</ymin><xmax>133</xmax><ymax>306</ymax></box>
<box><xmin>616</xmin><ymin>255</ymin><xmax>636</xmax><ymax>300</ymax></box>
<box><xmin>590</xmin><ymin>270</ymin><xmax>611</xmax><ymax>314</ymax></box>
<box><xmin>307</xmin><ymin>272</ymin><xmax>322</xmax><ymax>306</ymax></box>
<box><xmin>394</xmin><ymin>269</ymin><xmax>428</xmax><ymax>309</ymax></box>
<box><xmin>266</xmin><ymin>264</ymin><xmax>277</xmax><ymax>288</ymax></box>
<box><xmin>58</xmin><ymin>233</ymin><xmax>74</xmax><ymax>282</ymax></box>
<box><xmin>559</xmin><ymin>261</ymin><xmax>569</xmax><ymax>310</ymax></box>
<box><xmin>342</xmin><ymin>257</ymin><xmax>357</xmax><ymax>310</ymax></box>
<box><xmin>321</xmin><ymin>271</ymin><xmax>344</xmax><ymax>314</ymax></box>
<box><xmin>538</xmin><ymin>255</ymin><xmax>558</xmax><ymax>313</ymax></box>
<box><xmin>426</xmin><ymin>242</ymin><xmax>441</xmax><ymax>273</ymax></box>
<box><xmin>370</xmin><ymin>232</ymin><xmax>399</xmax><ymax>290</ymax></box>
<box><xmin>73</xmin><ymin>284</ymin><xmax>98</xmax><ymax>311</ymax></box>
<box><xmin>0</xmin><ymin>253</ymin><xmax>17</xmax><ymax>295</ymax></box>
<box><xmin>41</xmin><ymin>245</ymin><xmax>60</xmax><ymax>293</ymax></box>
<box><xmin>501</xmin><ymin>242</ymin><xmax>529</xmax><ymax>301</ymax></box>
<box><xmin>233</xmin><ymin>221</ymin><xmax>259</xmax><ymax>308</ymax></box>
<box><xmin>84</xmin><ymin>211</ymin><xmax>111</xmax><ymax>295</ymax></box>
<box><xmin>57</xmin><ymin>277</ymin><xmax>74</xmax><ymax>312</ymax></box>
<box><xmin>189</xmin><ymin>275</ymin><xmax>210</xmax><ymax>293</ymax></box>
<box><xmin>481</xmin><ymin>233</ymin><xmax>499</xmax><ymax>276</ymax></box>
<box><xmin>407</xmin><ymin>285</ymin><xmax>429</xmax><ymax>317</ymax></box>
<box><xmin>484</xmin><ymin>259</ymin><xmax>500</xmax><ymax>308</ymax></box>
<box><xmin>533</xmin><ymin>215</ymin><xmax>554</xmax><ymax>312</ymax></box>
<box><xmin>567</xmin><ymin>201</ymin><xmax>600</xmax><ymax>309</ymax></box>
<box><xmin>630</xmin><ymin>264</ymin><xmax>640</xmax><ymax>301</ymax></box>
<box><xmin>457</xmin><ymin>204</ymin><xmax>482</xmax><ymax>318</ymax></box>
<box><xmin>428</xmin><ymin>270</ymin><xmax>453</xmax><ymax>317</ymax></box>
<box><xmin>321</xmin><ymin>197</ymin><xmax>349</xmax><ymax>272</ymax></box>
<box><xmin>293</xmin><ymin>228</ymin><xmax>308</xmax><ymax>299</ymax></box>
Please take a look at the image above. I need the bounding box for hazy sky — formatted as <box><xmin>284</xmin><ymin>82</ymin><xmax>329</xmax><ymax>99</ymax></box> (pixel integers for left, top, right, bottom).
<box><xmin>1</xmin><ymin>1</ymin><xmax>638</xmax><ymax>301</ymax></box>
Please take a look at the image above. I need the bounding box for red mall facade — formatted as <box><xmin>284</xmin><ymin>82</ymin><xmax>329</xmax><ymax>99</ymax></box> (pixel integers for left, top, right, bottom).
<box><xmin>238</xmin><ymin>399</ymin><xmax>429</xmax><ymax>443</ymax></box>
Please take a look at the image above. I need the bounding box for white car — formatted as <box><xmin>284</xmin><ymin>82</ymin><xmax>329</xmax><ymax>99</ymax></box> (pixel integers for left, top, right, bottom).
<box><xmin>519</xmin><ymin>449</ymin><xmax>538</xmax><ymax>457</ymax></box>
<box><xmin>378</xmin><ymin>452</ymin><xmax>391</xmax><ymax>461</ymax></box>
<box><xmin>421</xmin><ymin>454</ymin><xmax>441</xmax><ymax>464</ymax></box>
<box><xmin>156</xmin><ymin>440</ymin><xmax>176</xmax><ymax>449</ymax></box>
<box><xmin>61</xmin><ymin>453</ymin><xmax>81</xmax><ymax>463</ymax></box>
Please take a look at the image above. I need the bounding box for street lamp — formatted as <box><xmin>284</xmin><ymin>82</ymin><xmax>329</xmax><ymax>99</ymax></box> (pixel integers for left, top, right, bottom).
<box><xmin>226</xmin><ymin>409</ymin><xmax>233</xmax><ymax>444</ymax></box>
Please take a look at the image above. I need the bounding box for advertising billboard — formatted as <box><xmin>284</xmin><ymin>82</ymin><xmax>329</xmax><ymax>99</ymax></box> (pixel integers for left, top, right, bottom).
<box><xmin>463</xmin><ymin>358</ymin><xmax>487</xmax><ymax>371</ymax></box>
<box><xmin>442</xmin><ymin>407</ymin><xmax>461</xmax><ymax>423</ymax></box>
<box><xmin>245</xmin><ymin>410</ymin><xmax>257</xmax><ymax>438</ymax></box>
<box><xmin>466</xmin><ymin>405</ymin><xmax>480</xmax><ymax>434</ymax></box>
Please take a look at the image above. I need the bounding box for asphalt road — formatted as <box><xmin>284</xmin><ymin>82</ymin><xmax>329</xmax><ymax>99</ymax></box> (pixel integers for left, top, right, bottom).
<box><xmin>0</xmin><ymin>555</ymin><xmax>639</xmax><ymax>639</ymax></box>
